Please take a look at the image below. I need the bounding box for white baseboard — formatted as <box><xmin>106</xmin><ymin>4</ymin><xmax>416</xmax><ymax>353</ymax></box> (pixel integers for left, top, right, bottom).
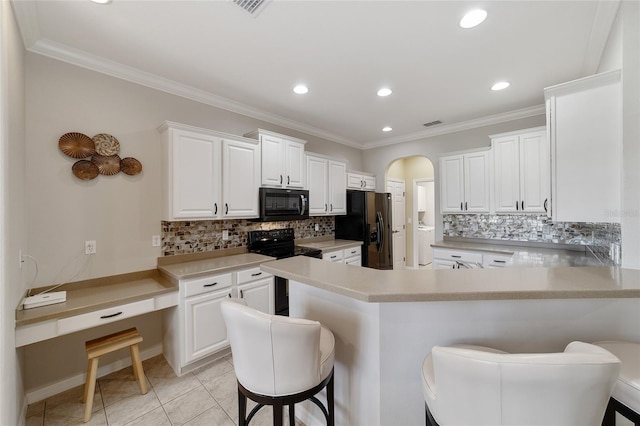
<box><xmin>25</xmin><ymin>343</ymin><xmax>163</xmax><ymax>404</ymax></box>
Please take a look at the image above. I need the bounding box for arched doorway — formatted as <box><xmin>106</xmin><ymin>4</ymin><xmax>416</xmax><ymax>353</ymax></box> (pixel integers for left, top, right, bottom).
<box><xmin>385</xmin><ymin>156</ymin><xmax>435</xmax><ymax>269</ymax></box>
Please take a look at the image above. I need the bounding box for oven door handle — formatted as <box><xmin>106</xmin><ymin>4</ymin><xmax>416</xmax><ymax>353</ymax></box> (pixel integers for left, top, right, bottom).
<box><xmin>300</xmin><ymin>194</ymin><xmax>307</xmax><ymax>216</ymax></box>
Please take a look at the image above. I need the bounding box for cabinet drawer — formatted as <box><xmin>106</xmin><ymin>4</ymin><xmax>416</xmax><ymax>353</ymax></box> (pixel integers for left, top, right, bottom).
<box><xmin>433</xmin><ymin>248</ymin><xmax>483</xmax><ymax>264</ymax></box>
<box><xmin>483</xmin><ymin>253</ymin><xmax>512</xmax><ymax>268</ymax></box>
<box><xmin>236</xmin><ymin>267</ymin><xmax>272</xmax><ymax>285</ymax></box>
<box><xmin>323</xmin><ymin>250</ymin><xmax>344</xmax><ymax>262</ymax></box>
<box><xmin>58</xmin><ymin>299</ymin><xmax>155</xmax><ymax>335</ymax></box>
<box><xmin>183</xmin><ymin>273</ymin><xmax>232</xmax><ymax>298</ymax></box>
<box><xmin>345</xmin><ymin>256</ymin><xmax>361</xmax><ymax>266</ymax></box>
<box><xmin>344</xmin><ymin>246</ymin><xmax>362</xmax><ymax>258</ymax></box>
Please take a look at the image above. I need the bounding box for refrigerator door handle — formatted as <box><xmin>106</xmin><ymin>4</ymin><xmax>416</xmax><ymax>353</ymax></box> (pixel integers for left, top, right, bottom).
<box><xmin>376</xmin><ymin>211</ymin><xmax>384</xmax><ymax>253</ymax></box>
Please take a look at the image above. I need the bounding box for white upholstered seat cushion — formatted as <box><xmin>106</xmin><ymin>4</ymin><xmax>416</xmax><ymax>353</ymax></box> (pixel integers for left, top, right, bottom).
<box><xmin>594</xmin><ymin>341</ymin><xmax>640</xmax><ymax>414</ymax></box>
<box><xmin>221</xmin><ymin>299</ymin><xmax>335</xmax><ymax>397</ymax></box>
<box><xmin>422</xmin><ymin>341</ymin><xmax>620</xmax><ymax>425</ymax></box>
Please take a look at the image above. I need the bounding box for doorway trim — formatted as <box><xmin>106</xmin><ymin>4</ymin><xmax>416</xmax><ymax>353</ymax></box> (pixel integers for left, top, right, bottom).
<box><xmin>412</xmin><ymin>178</ymin><xmax>434</xmax><ymax>269</ymax></box>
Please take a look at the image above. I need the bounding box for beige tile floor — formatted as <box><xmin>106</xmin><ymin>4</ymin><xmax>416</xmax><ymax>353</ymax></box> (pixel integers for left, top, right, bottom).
<box><xmin>26</xmin><ymin>354</ymin><xmax>302</xmax><ymax>426</ymax></box>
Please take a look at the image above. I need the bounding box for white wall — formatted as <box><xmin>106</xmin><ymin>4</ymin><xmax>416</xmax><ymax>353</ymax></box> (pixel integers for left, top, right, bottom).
<box><xmin>1</xmin><ymin>1</ymin><xmax>27</xmax><ymax>424</ymax></box>
<box><xmin>22</xmin><ymin>53</ymin><xmax>363</xmax><ymax>394</ymax></box>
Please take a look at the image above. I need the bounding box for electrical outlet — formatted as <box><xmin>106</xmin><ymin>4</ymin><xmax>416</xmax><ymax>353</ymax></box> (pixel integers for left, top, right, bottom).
<box><xmin>222</xmin><ymin>230</ymin><xmax>230</xmax><ymax>241</ymax></box>
<box><xmin>85</xmin><ymin>240</ymin><xmax>96</xmax><ymax>255</ymax></box>
<box><xmin>152</xmin><ymin>235</ymin><xmax>161</xmax><ymax>247</ymax></box>
<box><xmin>315</xmin><ymin>224</ymin><xmax>319</xmax><ymax>231</ymax></box>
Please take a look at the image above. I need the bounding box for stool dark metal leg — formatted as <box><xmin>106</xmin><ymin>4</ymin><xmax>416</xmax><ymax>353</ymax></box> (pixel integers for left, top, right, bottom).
<box><xmin>288</xmin><ymin>404</ymin><xmax>295</xmax><ymax>425</ymax></box>
<box><xmin>239</xmin><ymin>387</ymin><xmax>247</xmax><ymax>426</ymax></box>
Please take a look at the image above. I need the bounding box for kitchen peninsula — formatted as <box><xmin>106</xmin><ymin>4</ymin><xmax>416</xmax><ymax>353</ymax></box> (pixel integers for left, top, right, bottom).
<box><xmin>261</xmin><ymin>257</ymin><xmax>640</xmax><ymax>426</ymax></box>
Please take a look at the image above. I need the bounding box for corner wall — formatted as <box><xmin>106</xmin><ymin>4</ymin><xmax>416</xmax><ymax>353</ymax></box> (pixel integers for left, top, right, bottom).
<box><xmin>1</xmin><ymin>1</ymin><xmax>28</xmax><ymax>423</ymax></box>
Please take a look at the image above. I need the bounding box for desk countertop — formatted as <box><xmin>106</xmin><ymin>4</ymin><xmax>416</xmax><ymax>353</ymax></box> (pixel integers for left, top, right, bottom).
<box><xmin>15</xmin><ymin>270</ymin><xmax>177</xmax><ymax>327</ymax></box>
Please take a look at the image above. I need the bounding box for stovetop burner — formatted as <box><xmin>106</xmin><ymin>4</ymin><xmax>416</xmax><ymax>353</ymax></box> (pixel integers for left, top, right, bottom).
<box><xmin>247</xmin><ymin>228</ymin><xmax>321</xmax><ymax>259</ymax></box>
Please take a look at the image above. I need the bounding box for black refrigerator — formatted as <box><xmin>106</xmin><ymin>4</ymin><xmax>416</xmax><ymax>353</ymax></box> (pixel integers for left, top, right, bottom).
<box><xmin>335</xmin><ymin>190</ymin><xmax>393</xmax><ymax>269</ymax></box>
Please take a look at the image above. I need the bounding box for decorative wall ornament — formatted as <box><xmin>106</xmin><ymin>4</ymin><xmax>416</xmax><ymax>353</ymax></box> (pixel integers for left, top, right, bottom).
<box><xmin>58</xmin><ymin>132</ymin><xmax>142</xmax><ymax>180</ymax></box>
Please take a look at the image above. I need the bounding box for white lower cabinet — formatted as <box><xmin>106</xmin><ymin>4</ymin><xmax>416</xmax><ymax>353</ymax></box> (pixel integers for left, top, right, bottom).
<box><xmin>184</xmin><ymin>288</ymin><xmax>231</xmax><ymax>364</ymax></box>
<box><xmin>321</xmin><ymin>246</ymin><xmax>362</xmax><ymax>266</ymax></box>
<box><xmin>432</xmin><ymin>248</ymin><xmax>512</xmax><ymax>269</ymax></box>
<box><xmin>164</xmin><ymin>265</ymin><xmax>273</xmax><ymax>376</ymax></box>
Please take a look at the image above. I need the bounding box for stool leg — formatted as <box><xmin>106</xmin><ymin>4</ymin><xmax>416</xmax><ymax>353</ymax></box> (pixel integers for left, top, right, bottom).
<box><xmin>327</xmin><ymin>373</ymin><xmax>335</xmax><ymax>426</ymax></box>
<box><xmin>289</xmin><ymin>403</ymin><xmax>295</xmax><ymax>425</ymax></box>
<box><xmin>129</xmin><ymin>343</ymin><xmax>147</xmax><ymax>395</ymax></box>
<box><xmin>83</xmin><ymin>358</ymin><xmax>99</xmax><ymax>422</ymax></box>
<box><xmin>273</xmin><ymin>401</ymin><xmax>283</xmax><ymax>426</ymax></box>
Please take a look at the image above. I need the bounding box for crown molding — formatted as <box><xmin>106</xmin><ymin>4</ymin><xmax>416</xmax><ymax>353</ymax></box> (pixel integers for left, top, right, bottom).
<box><xmin>362</xmin><ymin>105</ymin><xmax>546</xmax><ymax>150</ymax></box>
<box><xmin>25</xmin><ymin>37</ymin><xmax>363</xmax><ymax>149</ymax></box>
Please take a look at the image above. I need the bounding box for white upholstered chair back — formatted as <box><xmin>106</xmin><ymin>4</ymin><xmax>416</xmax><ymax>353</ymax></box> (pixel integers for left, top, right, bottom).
<box><xmin>429</xmin><ymin>341</ymin><xmax>620</xmax><ymax>425</ymax></box>
<box><xmin>221</xmin><ymin>298</ymin><xmax>322</xmax><ymax>397</ymax></box>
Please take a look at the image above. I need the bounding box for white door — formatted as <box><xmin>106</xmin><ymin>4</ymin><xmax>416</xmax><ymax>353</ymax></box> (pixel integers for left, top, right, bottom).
<box><xmin>284</xmin><ymin>140</ymin><xmax>305</xmax><ymax>188</ymax></box>
<box><xmin>493</xmin><ymin>135</ymin><xmax>520</xmax><ymax>213</ymax></box>
<box><xmin>439</xmin><ymin>155</ymin><xmax>464</xmax><ymax>213</ymax></box>
<box><xmin>184</xmin><ymin>290</ymin><xmax>230</xmax><ymax>363</ymax></box>
<box><xmin>463</xmin><ymin>151</ymin><xmax>490</xmax><ymax>212</ymax></box>
<box><xmin>519</xmin><ymin>130</ymin><xmax>549</xmax><ymax>213</ymax></box>
<box><xmin>260</xmin><ymin>134</ymin><xmax>283</xmax><ymax>187</ymax></box>
<box><xmin>386</xmin><ymin>179</ymin><xmax>406</xmax><ymax>269</ymax></box>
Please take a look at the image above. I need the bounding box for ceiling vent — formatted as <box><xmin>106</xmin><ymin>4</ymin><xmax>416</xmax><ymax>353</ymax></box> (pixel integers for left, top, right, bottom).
<box><xmin>233</xmin><ymin>0</ymin><xmax>270</xmax><ymax>16</ymax></box>
<box><xmin>423</xmin><ymin>120</ymin><xmax>443</xmax><ymax>128</ymax></box>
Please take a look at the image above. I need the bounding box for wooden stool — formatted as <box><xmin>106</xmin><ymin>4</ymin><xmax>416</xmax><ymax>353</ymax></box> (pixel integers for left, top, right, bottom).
<box><xmin>83</xmin><ymin>328</ymin><xmax>147</xmax><ymax>422</ymax></box>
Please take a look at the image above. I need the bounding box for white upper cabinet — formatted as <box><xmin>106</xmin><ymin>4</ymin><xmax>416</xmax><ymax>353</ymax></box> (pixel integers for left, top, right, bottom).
<box><xmin>159</xmin><ymin>121</ymin><xmax>260</xmax><ymax>221</ymax></box>
<box><xmin>306</xmin><ymin>153</ymin><xmax>346</xmax><ymax>215</ymax></box>
<box><xmin>222</xmin><ymin>138</ymin><xmax>260</xmax><ymax>218</ymax></box>
<box><xmin>245</xmin><ymin>129</ymin><xmax>306</xmax><ymax>189</ymax></box>
<box><xmin>440</xmin><ymin>151</ymin><xmax>490</xmax><ymax>213</ymax></box>
<box><xmin>347</xmin><ymin>171</ymin><xmax>376</xmax><ymax>191</ymax></box>
<box><xmin>492</xmin><ymin>127</ymin><xmax>549</xmax><ymax>214</ymax></box>
<box><xmin>545</xmin><ymin>70</ymin><xmax>621</xmax><ymax>223</ymax></box>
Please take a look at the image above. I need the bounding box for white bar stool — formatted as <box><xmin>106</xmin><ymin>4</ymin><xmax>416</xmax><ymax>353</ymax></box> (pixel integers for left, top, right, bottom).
<box><xmin>594</xmin><ymin>341</ymin><xmax>640</xmax><ymax>426</ymax></box>
<box><xmin>421</xmin><ymin>342</ymin><xmax>620</xmax><ymax>426</ymax></box>
<box><xmin>221</xmin><ymin>298</ymin><xmax>335</xmax><ymax>426</ymax></box>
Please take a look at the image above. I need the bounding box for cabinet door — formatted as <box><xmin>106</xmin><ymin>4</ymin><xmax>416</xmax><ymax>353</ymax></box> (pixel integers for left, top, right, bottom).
<box><xmin>362</xmin><ymin>175</ymin><xmax>376</xmax><ymax>191</ymax></box>
<box><xmin>169</xmin><ymin>129</ymin><xmax>221</xmax><ymax>220</ymax></box>
<box><xmin>260</xmin><ymin>134</ymin><xmax>284</xmax><ymax>187</ymax></box>
<box><xmin>347</xmin><ymin>173</ymin><xmax>363</xmax><ymax>189</ymax></box>
<box><xmin>284</xmin><ymin>141</ymin><xmax>305</xmax><ymax>188</ymax></box>
<box><xmin>307</xmin><ymin>155</ymin><xmax>328</xmax><ymax>215</ymax></box>
<box><xmin>184</xmin><ymin>289</ymin><xmax>230</xmax><ymax>364</ymax></box>
<box><xmin>493</xmin><ymin>135</ymin><xmax>520</xmax><ymax>213</ymax></box>
<box><xmin>433</xmin><ymin>259</ymin><xmax>457</xmax><ymax>269</ymax></box>
<box><xmin>440</xmin><ymin>155</ymin><xmax>465</xmax><ymax>213</ymax></box>
<box><xmin>222</xmin><ymin>139</ymin><xmax>260</xmax><ymax>218</ymax></box>
<box><xmin>548</xmin><ymin>71</ymin><xmax>621</xmax><ymax>223</ymax></box>
<box><xmin>328</xmin><ymin>160</ymin><xmax>347</xmax><ymax>214</ymax></box>
<box><xmin>238</xmin><ymin>278</ymin><xmax>274</xmax><ymax>315</ymax></box>
<box><xmin>463</xmin><ymin>151</ymin><xmax>490</xmax><ymax>213</ymax></box>
<box><xmin>519</xmin><ymin>131</ymin><xmax>549</xmax><ymax>213</ymax></box>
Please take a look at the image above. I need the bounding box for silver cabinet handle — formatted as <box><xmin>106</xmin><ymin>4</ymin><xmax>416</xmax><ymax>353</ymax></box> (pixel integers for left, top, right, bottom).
<box><xmin>287</xmin><ymin>176</ymin><xmax>290</xmax><ymax>185</ymax></box>
<box><xmin>461</xmin><ymin>202</ymin><xmax>463</xmax><ymax>211</ymax></box>
<box><xmin>516</xmin><ymin>201</ymin><xmax>519</xmax><ymax>211</ymax></box>
<box><xmin>203</xmin><ymin>282</ymin><xmax>217</xmax><ymax>287</ymax></box>
<box><xmin>100</xmin><ymin>312</ymin><xmax>123</xmax><ymax>319</ymax></box>
<box><xmin>225</xmin><ymin>203</ymin><xmax>229</xmax><ymax>215</ymax></box>
<box><xmin>330</xmin><ymin>204</ymin><xmax>333</xmax><ymax>212</ymax></box>
<box><xmin>521</xmin><ymin>201</ymin><xmax>524</xmax><ymax>211</ymax></box>
<box><xmin>325</xmin><ymin>204</ymin><xmax>327</xmax><ymax>212</ymax></box>
<box><xmin>280</xmin><ymin>175</ymin><xmax>283</xmax><ymax>184</ymax></box>
<box><xmin>493</xmin><ymin>260</ymin><xmax>506</xmax><ymax>264</ymax></box>
<box><xmin>214</xmin><ymin>203</ymin><xmax>217</xmax><ymax>215</ymax></box>
<box><xmin>251</xmin><ymin>272</ymin><xmax>262</xmax><ymax>277</ymax></box>
<box><xmin>240</xmin><ymin>290</ymin><xmax>244</xmax><ymax>298</ymax></box>
<box><xmin>465</xmin><ymin>202</ymin><xmax>468</xmax><ymax>211</ymax></box>
<box><xmin>544</xmin><ymin>198</ymin><xmax>548</xmax><ymax>213</ymax></box>
<box><xmin>451</xmin><ymin>255</ymin><xmax>462</xmax><ymax>258</ymax></box>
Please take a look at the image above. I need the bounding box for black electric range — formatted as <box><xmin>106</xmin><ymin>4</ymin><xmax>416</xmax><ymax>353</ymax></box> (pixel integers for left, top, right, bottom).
<box><xmin>247</xmin><ymin>228</ymin><xmax>321</xmax><ymax>315</ymax></box>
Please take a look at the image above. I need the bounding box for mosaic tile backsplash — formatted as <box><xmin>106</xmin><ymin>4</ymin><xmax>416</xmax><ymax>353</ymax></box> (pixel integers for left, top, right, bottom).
<box><xmin>161</xmin><ymin>217</ymin><xmax>335</xmax><ymax>256</ymax></box>
<box><xmin>443</xmin><ymin>214</ymin><xmax>621</xmax><ymax>264</ymax></box>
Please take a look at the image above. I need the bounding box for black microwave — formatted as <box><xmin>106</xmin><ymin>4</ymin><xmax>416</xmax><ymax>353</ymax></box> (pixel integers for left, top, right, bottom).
<box><xmin>257</xmin><ymin>187</ymin><xmax>309</xmax><ymax>221</ymax></box>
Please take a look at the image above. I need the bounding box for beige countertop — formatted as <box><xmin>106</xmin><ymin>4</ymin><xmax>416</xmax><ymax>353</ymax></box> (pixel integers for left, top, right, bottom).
<box><xmin>261</xmin><ymin>256</ymin><xmax>640</xmax><ymax>303</ymax></box>
<box><xmin>15</xmin><ymin>270</ymin><xmax>177</xmax><ymax>327</ymax></box>
<box><xmin>158</xmin><ymin>253</ymin><xmax>275</xmax><ymax>281</ymax></box>
<box><xmin>432</xmin><ymin>238</ymin><xmax>611</xmax><ymax>267</ymax></box>
<box><xmin>296</xmin><ymin>238</ymin><xmax>362</xmax><ymax>251</ymax></box>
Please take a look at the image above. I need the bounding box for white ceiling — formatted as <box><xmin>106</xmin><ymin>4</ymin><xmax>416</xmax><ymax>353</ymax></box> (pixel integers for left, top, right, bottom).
<box><xmin>11</xmin><ymin>0</ymin><xmax>619</xmax><ymax>149</ymax></box>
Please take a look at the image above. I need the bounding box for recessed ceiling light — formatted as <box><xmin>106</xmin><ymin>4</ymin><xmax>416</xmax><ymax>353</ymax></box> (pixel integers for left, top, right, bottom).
<box><xmin>377</xmin><ymin>88</ymin><xmax>392</xmax><ymax>97</ymax></box>
<box><xmin>91</xmin><ymin>0</ymin><xmax>112</xmax><ymax>4</ymax></box>
<box><xmin>491</xmin><ymin>81</ymin><xmax>510</xmax><ymax>91</ymax></box>
<box><xmin>460</xmin><ymin>9</ymin><xmax>487</xmax><ymax>28</ymax></box>
<box><xmin>382</xmin><ymin>126</ymin><xmax>393</xmax><ymax>132</ymax></box>
<box><xmin>293</xmin><ymin>85</ymin><xmax>309</xmax><ymax>94</ymax></box>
